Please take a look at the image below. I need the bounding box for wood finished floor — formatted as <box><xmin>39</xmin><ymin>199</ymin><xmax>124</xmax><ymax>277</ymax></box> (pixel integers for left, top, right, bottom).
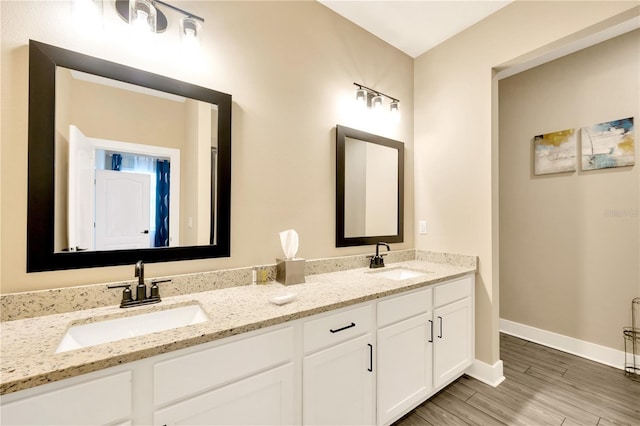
<box><xmin>393</xmin><ymin>333</ymin><xmax>640</xmax><ymax>426</ymax></box>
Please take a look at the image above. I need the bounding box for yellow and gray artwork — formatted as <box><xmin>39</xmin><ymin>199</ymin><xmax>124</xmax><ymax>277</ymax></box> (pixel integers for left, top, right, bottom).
<box><xmin>581</xmin><ymin>117</ymin><xmax>635</xmax><ymax>171</ymax></box>
<box><xmin>533</xmin><ymin>128</ymin><xmax>576</xmax><ymax>175</ymax></box>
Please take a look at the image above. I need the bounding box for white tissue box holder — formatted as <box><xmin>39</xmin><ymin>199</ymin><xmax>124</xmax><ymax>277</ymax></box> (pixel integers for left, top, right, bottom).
<box><xmin>276</xmin><ymin>258</ymin><xmax>305</xmax><ymax>285</ymax></box>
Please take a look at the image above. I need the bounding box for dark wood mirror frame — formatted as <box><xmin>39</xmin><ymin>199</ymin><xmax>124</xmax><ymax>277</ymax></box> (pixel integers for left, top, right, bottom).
<box><xmin>27</xmin><ymin>40</ymin><xmax>232</xmax><ymax>272</ymax></box>
<box><xmin>336</xmin><ymin>125</ymin><xmax>404</xmax><ymax>247</ymax></box>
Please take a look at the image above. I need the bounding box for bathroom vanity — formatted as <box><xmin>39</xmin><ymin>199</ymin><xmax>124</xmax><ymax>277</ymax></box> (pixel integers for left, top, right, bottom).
<box><xmin>0</xmin><ymin>257</ymin><xmax>475</xmax><ymax>425</ymax></box>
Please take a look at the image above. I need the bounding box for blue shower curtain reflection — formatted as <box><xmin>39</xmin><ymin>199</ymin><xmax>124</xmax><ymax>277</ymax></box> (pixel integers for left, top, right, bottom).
<box><xmin>155</xmin><ymin>160</ymin><xmax>170</xmax><ymax>247</ymax></box>
<box><xmin>111</xmin><ymin>153</ymin><xmax>122</xmax><ymax>171</ymax></box>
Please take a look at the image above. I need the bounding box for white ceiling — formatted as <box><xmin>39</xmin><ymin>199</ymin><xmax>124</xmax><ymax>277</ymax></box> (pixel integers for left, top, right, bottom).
<box><xmin>318</xmin><ymin>0</ymin><xmax>513</xmax><ymax>58</ymax></box>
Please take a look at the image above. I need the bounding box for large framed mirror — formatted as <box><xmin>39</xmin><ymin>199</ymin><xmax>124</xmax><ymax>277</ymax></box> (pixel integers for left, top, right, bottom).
<box><xmin>336</xmin><ymin>125</ymin><xmax>404</xmax><ymax>247</ymax></box>
<box><xmin>27</xmin><ymin>40</ymin><xmax>231</xmax><ymax>272</ymax></box>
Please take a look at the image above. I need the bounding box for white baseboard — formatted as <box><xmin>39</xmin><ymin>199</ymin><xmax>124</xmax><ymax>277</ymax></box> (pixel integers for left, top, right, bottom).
<box><xmin>466</xmin><ymin>359</ymin><xmax>505</xmax><ymax>387</ymax></box>
<box><xmin>500</xmin><ymin>318</ymin><xmax>636</xmax><ymax>370</ymax></box>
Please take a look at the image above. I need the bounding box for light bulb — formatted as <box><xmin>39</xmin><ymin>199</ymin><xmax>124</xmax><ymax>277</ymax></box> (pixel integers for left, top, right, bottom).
<box><xmin>133</xmin><ymin>10</ymin><xmax>148</xmax><ymax>28</ymax></box>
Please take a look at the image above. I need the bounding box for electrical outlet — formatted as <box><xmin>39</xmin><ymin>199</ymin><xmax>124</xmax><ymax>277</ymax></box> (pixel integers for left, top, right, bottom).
<box><xmin>418</xmin><ymin>220</ymin><xmax>427</xmax><ymax>234</ymax></box>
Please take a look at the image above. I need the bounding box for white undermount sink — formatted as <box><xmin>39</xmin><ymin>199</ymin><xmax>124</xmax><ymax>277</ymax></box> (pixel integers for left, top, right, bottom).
<box><xmin>56</xmin><ymin>304</ymin><xmax>208</xmax><ymax>353</ymax></box>
<box><xmin>367</xmin><ymin>267</ymin><xmax>430</xmax><ymax>281</ymax></box>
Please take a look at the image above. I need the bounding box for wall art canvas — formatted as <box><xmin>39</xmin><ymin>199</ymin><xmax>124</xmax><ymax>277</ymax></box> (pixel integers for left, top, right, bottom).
<box><xmin>581</xmin><ymin>117</ymin><xmax>635</xmax><ymax>170</ymax></box>
<box><xmin>533</xmin><ymin>129</ymin><xmax>576</xmax><ymax>175</ymax></box>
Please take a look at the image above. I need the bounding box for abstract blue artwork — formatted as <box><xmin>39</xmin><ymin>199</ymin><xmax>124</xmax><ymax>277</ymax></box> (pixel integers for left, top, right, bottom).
<box><xmin>581</xmin><ymin>117</ymin><xmax>635</xmax><ymax>170</ymax></box>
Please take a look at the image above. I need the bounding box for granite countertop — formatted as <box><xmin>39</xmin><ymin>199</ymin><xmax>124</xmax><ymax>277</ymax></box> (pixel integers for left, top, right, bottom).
<box><xmin>0</xmin><ymin>259</ymin><xmax>475</xmax><ymax>395</ymax></box>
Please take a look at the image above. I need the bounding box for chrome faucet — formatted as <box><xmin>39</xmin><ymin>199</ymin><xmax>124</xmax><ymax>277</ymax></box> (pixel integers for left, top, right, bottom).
<box><xmin>107</xmin><ymin>260</ymin><xmax>169</xmax><ymax>308</ymax></box>
<box><xmin>369</xmin><ymin>242</ymin><xmax>390</xmax><ymax>268</ymax></box>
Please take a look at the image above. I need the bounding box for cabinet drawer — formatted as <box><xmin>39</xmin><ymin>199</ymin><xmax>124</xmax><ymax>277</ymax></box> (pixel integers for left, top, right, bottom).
<box><xmin>304</xmin><ymin>304</ymin><xmax>372</xmax><ymax>354</ymax></box>
<box><xmin>434</xmin><ymin>276</ymin><xmax>472</xmax><ymax>307</ymax></box>
<box><xmin>377</xmin><ymin>288</ymin><xmax>432</xmax><ymax>328</ymax></box>
<box><xmin>154</xmin><ymin>326</ymin><xmax>294</xmax><ymax>407</ymax></box>
<box><xmin>1</xmin><ymin>371</ymin><xmax>131</xmax><ymax>425</ymax></box>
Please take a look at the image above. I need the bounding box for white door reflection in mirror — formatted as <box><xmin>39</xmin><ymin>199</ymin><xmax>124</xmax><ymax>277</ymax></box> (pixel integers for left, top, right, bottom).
<box><xmin>62</xmin><ymin>125</ymin><xmax>181</xmax><ymax>253</ymax></box>
<box><xmin>95</xmin><ymin>170</ymin><xmax>150</xmax><ymax>250</ymax></box>
<box><xmin>344</xmin><ymin>137</ymin><xmax>398</xmax><ymax>238</ymax></box>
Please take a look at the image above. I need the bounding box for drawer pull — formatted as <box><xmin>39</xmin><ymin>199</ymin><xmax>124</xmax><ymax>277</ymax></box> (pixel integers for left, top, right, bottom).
<box><xmin>367</xmin><ymin>343</ymin><xmax>373</xmax><ymax>372</ymax></box>
<box><xmin>438</xmin><ymin>316</ymin><xmax>443</xmax><ymax>339</ymax></box>
<box><xmin>330</xmin><ymin>322</ymin><xmax>356</xmax><ymax>333</ymax></box>
<box><xmin>428</xmin><ymin>319</ymin><xmax>434</xmax><ymax>342</ymax></box>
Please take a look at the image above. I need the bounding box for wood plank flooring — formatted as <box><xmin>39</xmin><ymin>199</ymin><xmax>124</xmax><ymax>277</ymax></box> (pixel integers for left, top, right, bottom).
<box><xmin>394</xmin><ymin>333</ymin><xmax>640</xmax><ymax>426</ymax></box>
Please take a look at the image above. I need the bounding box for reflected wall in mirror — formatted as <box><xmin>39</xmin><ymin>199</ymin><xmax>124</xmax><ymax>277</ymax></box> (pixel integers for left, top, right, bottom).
<box><xmin>28</xmin><ymin>40</ymin><xmax>231</xmax><ymax>272</ymax></box>
<box><xmin>336</xmin><ymin>125</ymin><xmax>404</xmax><ymax>247</ymax></box>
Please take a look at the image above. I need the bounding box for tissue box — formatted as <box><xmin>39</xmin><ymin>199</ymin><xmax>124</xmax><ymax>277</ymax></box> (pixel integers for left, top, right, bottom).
<box><xmin>276</xmin><ymin>258</ymin><xmax>305</xmax><ymax>285</ymax></box>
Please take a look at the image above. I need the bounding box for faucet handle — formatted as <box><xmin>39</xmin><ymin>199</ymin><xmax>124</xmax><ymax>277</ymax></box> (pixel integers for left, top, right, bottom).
<box><xmin>107</xmin><ymin>284</ymin><xmax>133</xmax><ymax>306</ymax></box>
<box><xmin>149</xmin><ymin>279</ymin><xmax>171</xmax><ymax>300</ymax></box>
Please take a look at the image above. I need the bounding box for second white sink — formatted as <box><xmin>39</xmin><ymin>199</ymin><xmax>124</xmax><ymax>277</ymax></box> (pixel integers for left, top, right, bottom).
<box><xmin>56</xmin><ymin>304</ymin><xmax>208</xmax><ymax>353</ymax></box>
<box><xmin>368</xmin><ymin>267</ymin><xmax>430</xmax><ymax>281</ymax></box>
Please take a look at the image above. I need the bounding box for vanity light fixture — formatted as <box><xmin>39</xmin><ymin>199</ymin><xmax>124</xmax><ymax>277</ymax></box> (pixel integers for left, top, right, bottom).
<box><xmin>116</xmin><ymin>0</ymin><xmax>204</xmax><ymax>41</ymax></box>
<box><xmin>353</xmin><ymin>82</ymin><xmax>400</xmax><ymax>116</ymax></box>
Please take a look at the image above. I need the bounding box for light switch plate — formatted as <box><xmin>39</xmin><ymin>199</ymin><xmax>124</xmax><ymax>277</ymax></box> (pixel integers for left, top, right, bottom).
<box><xmin>419</xmin><ymin>220</ymin><xmax>427</xmax><ymax>234</ymax></box>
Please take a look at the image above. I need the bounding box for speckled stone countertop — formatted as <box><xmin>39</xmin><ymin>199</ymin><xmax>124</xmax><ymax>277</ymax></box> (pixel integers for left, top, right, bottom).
<box><xmin>0</xmin><ymin>256</ymin><xmax>475</xmax><ymax>396</ymax></box>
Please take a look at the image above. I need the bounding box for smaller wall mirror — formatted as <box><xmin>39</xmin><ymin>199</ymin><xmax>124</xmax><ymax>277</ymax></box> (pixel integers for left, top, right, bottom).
<box><xmin>336</xmin><ymin>125</ymin><xmax>404</xmax><ymax>247</ymax></box>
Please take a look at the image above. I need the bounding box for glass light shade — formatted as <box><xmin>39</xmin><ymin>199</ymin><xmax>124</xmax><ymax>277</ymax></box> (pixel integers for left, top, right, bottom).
<box><xmin>390</xmin><ymin>101</ymin><xmax>401</xmax><ymax>123</ymax></box>
<box><xmin>355</xmin><ymin>88</ymin><xmax>367</xmax><ymax>107</ymax></box>
<box><xmin>372</xmin><ymin>95</ymin><xmax>383</xmax><ymax>110</ymax></box>
<box><xmin>181</xmin><ymin>17</ymin><xmax>200</xmax><ymax>47</ymax></box>
<box><xmin>129</xmin><ymin>0</ymin><xmax>156</xmax><ymax>33</ymax></box>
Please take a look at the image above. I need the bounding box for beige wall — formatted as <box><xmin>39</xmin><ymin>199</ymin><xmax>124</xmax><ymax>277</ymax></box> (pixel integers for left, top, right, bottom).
<box><xmin>414</xmin><ymin>1</ymin><xmax>639</xmax><ymax>365</ymax></box>
<box><xmin>0</xmin><ymin>1</ymin><xmax>414</xmax><ymax>293</ymax></box>
<box><xmin>499</xmin><ymin>30</ymin><xmax>639</xmax><ymax>351</ymax></box>
<box><xmin>68</xmin><ymin>77</ymin><xmax>187</xmax><ymax>150</ymax></box>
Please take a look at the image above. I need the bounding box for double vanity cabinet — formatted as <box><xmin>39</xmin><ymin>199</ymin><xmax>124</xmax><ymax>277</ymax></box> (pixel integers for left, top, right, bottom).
<box><xmin>1</xmin><ymin>273</ymin><xmax>474</xmax><ymax>425</ymax></box>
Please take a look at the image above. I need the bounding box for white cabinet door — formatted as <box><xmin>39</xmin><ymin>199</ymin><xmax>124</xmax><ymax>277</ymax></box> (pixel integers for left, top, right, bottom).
<box><xmin>0</xmin><ymin>371</ymin><xmax>131</xmax><ymax>425</ymax></box>
<box><xmin>154</xmin><ymin>327</ymin><xmax>294</xmax><ymax>408</ymax></box>
<box><xmin>377</xmin><ymin>313</ymin><xmax>432</xmax><ymax>425</ymax></box>
<box><xmin>433</xmin><ymin>297</ymin><xmax>473</xmax><ymax>389</ymax></box>
<box><xmin>303</xmin><ymin>334</ymin><xmax>374</xmax><ymax>425</ymax></box>
<box><xmin>154</xmin><ymin>363</ymin><xmax>295</xmax><ymax>425</ymax></box>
